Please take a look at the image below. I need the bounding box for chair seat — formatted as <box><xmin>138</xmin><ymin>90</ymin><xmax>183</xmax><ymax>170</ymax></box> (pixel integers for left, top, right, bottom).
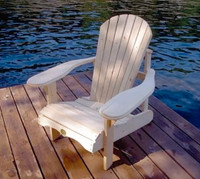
<box><xmin>38</xmin><ymin>97</ymin><xmax>153</xmax><ymax>153</ymax></box>
<box><xmin>38</xmin><ymin>98</ymin><xmax>105</xmax><ymax>152</ymax></box>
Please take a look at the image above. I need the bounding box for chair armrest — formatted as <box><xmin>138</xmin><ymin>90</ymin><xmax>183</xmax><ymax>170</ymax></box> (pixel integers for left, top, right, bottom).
<box><xmin>27</xmin><ymin>56</ymin><xmax>95</xmax><ymax>87</ymax></box>
<box><xmin>99</xmin><ymin>69</ymin><xmax>155</xmax><ymax>120</ymax></box>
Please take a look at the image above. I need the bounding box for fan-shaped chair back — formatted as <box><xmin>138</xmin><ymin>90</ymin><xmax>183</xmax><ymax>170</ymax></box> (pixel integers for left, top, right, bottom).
<box><xmin>90</xmin><ymin>14</ymin><xmax>152</xmax><ymax>103</ymax></box>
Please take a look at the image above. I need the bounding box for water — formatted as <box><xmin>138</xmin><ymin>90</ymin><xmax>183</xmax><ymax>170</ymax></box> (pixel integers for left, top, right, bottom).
<box><xmin>0</xmin><ymin>0</ymin><xmax>200</xmax><ymax>128</ymax></box>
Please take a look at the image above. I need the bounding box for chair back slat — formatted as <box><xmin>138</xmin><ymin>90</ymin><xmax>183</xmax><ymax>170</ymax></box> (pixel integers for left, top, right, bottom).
<box><xmin>90</xmin><ymin>14</ymin><xmax>152</xmax><ymax>103</ymax></box>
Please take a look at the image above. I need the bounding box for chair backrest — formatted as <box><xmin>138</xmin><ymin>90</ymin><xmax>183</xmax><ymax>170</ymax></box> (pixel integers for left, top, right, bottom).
<box><xmin>90</xmin><ymin>14</ymin><xmax>152</xmax><ymax>103</ymax></box>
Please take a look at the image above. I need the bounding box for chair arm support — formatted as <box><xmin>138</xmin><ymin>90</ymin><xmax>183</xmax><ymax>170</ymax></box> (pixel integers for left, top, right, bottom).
<box><xmin>99</xmin><ymin>69</ymin><xmax>155</xmax><ymax>120</ymax></box>
<box><xmin>27</xmin><ymin>56</ymin><xmax>95</xmax><ymax>87</ymax></box>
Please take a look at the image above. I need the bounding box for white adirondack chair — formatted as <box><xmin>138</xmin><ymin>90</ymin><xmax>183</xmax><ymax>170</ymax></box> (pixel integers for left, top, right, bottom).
<box><xmin>27</xmin><ymin>14</ymin><xmax>155</xmax><ymax>170</ymax></box>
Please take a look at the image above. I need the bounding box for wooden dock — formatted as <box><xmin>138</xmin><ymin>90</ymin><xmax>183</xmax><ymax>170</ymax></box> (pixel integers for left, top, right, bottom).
<box><xmin>0</xmin><ymin>71</ymin><xmax>200</xmax><ymax>179</ymax></box>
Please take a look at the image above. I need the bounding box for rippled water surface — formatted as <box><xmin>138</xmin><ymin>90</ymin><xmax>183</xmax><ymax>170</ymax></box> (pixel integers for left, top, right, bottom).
<box><xmin>0</xmin><ymin>0</ymin><xmax>200</xmax><ymax>128</ymax></box>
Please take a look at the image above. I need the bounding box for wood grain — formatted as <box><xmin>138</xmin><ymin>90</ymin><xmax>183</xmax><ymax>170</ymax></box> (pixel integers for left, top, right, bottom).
<box><xmin>0</xmin><ymin>88</ymin><xmax>43</xmax><ymax>179</ymax></box>
<box><xmin>0</xmin><ymin>108</ymin><xmax>19</xmax><ymax>179</ymax></box>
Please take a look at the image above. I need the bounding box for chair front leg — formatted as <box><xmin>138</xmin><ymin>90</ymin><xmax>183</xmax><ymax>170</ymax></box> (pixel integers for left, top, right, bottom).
<box><xmin>44</xmin><ymin>82</ymin><xmax>60</xmax><ymax>141</ymax></box>
<box><xmin>103</xmin><ymin>119</ymin><xmax>114</xmax><ymax>170</ymax></box>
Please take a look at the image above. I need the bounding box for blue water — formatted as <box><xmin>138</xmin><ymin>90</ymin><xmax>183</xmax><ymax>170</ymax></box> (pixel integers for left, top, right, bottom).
<box><xmin>0</xmin><ymin>0</ymin><xmax>200</xmax><ymax>128</ymax></box>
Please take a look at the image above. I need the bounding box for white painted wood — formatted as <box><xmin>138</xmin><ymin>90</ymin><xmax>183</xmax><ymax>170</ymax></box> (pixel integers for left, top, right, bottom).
<box><xmin>27</xmin><ymin>56</ymin><xmax>95</xmax><ymax>87</ymax></box>
<box><xmin>38</xmin><ymin>104</ymin><xmax>153</xmax><ymax>153</ymax></box>
<box><xmin>142</xmin><ymin>49</ymin><xmax>153</xmax><ymax>112</ymax></box>
<box><xmin>40</xmin><ymin>102</ymin><xmax>104</xmax><ymax>137</ymax></box>
<box><xmin>90</xmin><ymin>15</ymin><xmax>152</xmax><ymax>103</ymax></box>
<box><xmin>95</xmin><ymin>16</ymin><xmax>119</xmax><ymax>102</ymax></box>
<box><xmin>113</xmin><ymin>110</ymin><xmax>153</xmax><ymax>141</ymax></box>
<box><xmin>90</xmin><ymin>19</ymin><xmax>110</xmax><ymax>101</ymax></box>
<box><xmin>38</xmin><ymin>92</ymin><xmax>154</xmax><ymax>153</ymax></box>
<box><xmin>136</xmin><ymin>49</ymin><xmax>153</xmax><ymax>81</ymax></box>
<box><xmin>100</xmin><ymin>14</ymin><xmax>128</xmax><ymax>103</ymax></box>
<box><xmin>44</xmin><ymin>82</ymin><xmax>57</xmax><ymax>104</ymax></box>
<box><xmin>111</xmin><ymin>16</ymin><xmax>145</xmax><ymax>97</ymax></box>
<box><xmin>44</xmin><ymin>82</ymin><xmax>60</xmax><ymax>140</ymax></box>
<box><xmin>38</xmin><ymin>114</ymin><xmax>104</xmax><ymax>153</ymax></box>
<box><xmin>103</xmin><ymin>119</ymin><xmax>114</xmax><ymax>170</ymax></box>
<box><xmin>142</xmin><ymin>99</ymin><xmax>149</xmax><ymax>111</ymax></box>
<box><xmin>75</xmin><ymin>98</ymin><xmax>103</xmax><ymax>110</ymax></box>
<box><xmin>144</xmin><ymin>49</ymin><xmax>153</xmax><ymax>73</ymax></box>
<box><xmin>99</xmin><ymin>69</ymin><xmax>155</xmax><ymax>120</ymax></box>
<box><xmin>123</xmin><ymin>20</ymin><xmax>152</xmax><ymax>91</ymax></box>
<box><xmin>104</xmin><ymin>15</ymin><xmax>136</xmax><ymax>102</ymax></box>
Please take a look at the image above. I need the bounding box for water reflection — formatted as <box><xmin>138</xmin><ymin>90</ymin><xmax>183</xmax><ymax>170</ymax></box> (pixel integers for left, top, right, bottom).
<box><xmin>0</xmin><ymin>0</ymin><xmax>200</xmax><ymax>128</ymax></box>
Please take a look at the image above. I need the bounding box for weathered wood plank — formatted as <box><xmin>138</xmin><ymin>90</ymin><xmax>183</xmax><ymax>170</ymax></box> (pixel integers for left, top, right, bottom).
<box><xmin>63</xmin><ymin>76</ymin><xmax>89</xmax><ymax>98</ymax></box>
<box><xmin>150</xmin><ymin>106</ymin><xmax>200</xmax><ymax>164</ymax></box>
<box><xmin>130</xmin><ymin>129</ymin><xmax>192</xmax><ymax>179</ymax></box>
<box><xmin>73</xmin><ymin>73</ymin><xmax>92</xmax><ymax>93</ymax></box>
<box><xmin>10</xmin><ymin>85</ymin><xmax>69</xmax><ymax>179</ymax></box>
<box><xmin>57</xmin><ymin>80</ymin><xmax>76</xmax><ymax>102</ymax></box>
<box><xmin>116</xmin><ymin>136</ymin><xmax>168</xmax><ymax>179</ymax></box>
<box><xmin>0</xmin><ymin>88</ymin><xmax>43</xmax><ymax>179</ymax></box>
<box><xmin>111</xmin><ymin>148</ymin><xmax>143</xmax><ymax>179</ymax></box>
<box><xmin>143</xmin><ymin>120</ymin><xmax>200</xmax><ymax>178</ymax></box>
<box><xmin>0</xmin><ymin>108</ymin><xmax>19</xmax><ymax>179</ymax></box>
<box><xmin>84</xmin><ymin>71</ymin><xmax>93</xmax><ymax>80</ymax></box>
<box><xmin>24</xmin><ymin>83</ymin><xmax>93</xmax><ymax>179</ymax></box>
<box><xmin>149</xmin><ymin>95</ymin><xmax>200</xmax><ymax>145</ymax></box>
<box><xmin>72</xmin><ymin>140</ymin><xmax>119</xmax><ymax>179</ymax></box>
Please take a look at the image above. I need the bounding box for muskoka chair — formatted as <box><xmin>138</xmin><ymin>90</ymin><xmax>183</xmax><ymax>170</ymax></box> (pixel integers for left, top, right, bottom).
<box><xmin>27</xmin><ymin>14</ymin><xmax>155</xmax><ymax>170</ymax></box>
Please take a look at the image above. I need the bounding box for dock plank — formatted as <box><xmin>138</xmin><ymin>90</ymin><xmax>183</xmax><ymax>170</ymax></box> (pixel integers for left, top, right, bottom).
<box><xmin>73</xmin><ymin>73</ymin><xmax>92</xmax><ymax>93</ymax></box>
<box><xmin>131</xmin><ymin>129</ymin><xmax>192</xmax><ymax>179</ymax></box>
<box><xmin>0</xmin><ymin>108</ymin><xmax>19</xmax><ymax>179</ymax></box>
<box><xmin>111</xmin><ymin>148</ymin><xmax>143</xmax><ymax>179</ymax></box>
<box><xmin>143</xmin><ymin>120</ymin><xmax>200</xmax><ymax>178</ymax></box>
<box><xmin>116</xmin><ymin>136</ymin><xmax>168</xmax><ymax>179</ymax></box>
<box><xmin>10</xmin><ymin>85</ymin><xmax>69</xmax><ymax>179</ymax></box>
<box><xmin>0</xmin><ymin>88</ymin><xmax>43</xmax><ymax>179</ymax></box>
<box><xmin>150</xmin><ymin>106</ymin><xmax>200</xmax><ymax>164</ymax></box>
<box><xmin>149</xmin><ymin>96</ymin><xmax>200</xmax><ymax>145</ymax></box>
